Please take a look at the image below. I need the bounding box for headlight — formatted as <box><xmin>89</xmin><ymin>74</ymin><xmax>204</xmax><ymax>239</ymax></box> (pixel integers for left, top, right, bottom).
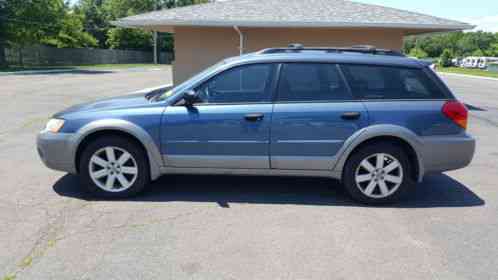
<box><xmin>44</xmin><ymin>119</ymin><xmax>65</xmax><ymax>133</ymax></box>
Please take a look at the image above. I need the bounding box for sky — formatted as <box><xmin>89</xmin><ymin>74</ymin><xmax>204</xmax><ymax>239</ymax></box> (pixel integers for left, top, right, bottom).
<box><xmin>356</xmin><ymin>0</ymin><xmax>498</xmax><ymax>32</ymax></box>
<box><xmin>68</xmin><ymin>0</ymin><xmax>498</xmax><ymax>32</ymax></box>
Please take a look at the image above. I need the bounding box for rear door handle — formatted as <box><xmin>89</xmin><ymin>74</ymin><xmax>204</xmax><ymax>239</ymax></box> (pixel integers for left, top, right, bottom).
<box><xmin>341</xmin><ymin>112</ymin><xmax>361</xmax><ymax>120</ymax></box>
<box><xmin>244</xmin><ymin>113</ymin><xmax>264</xmax><ymax>122</ymax></box>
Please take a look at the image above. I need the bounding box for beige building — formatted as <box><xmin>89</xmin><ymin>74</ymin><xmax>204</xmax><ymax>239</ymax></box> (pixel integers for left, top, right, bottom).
<box><xmin>115</xmin><ymin>0</ymin><xmax>472</xmax><ymax>85</ymax></box>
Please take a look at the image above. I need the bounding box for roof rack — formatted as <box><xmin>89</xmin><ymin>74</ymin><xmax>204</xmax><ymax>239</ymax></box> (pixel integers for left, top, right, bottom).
<box><xmin>258</xmin><ymin>44</ymin><xmax>405</xmax><ymax>57</ymax></box>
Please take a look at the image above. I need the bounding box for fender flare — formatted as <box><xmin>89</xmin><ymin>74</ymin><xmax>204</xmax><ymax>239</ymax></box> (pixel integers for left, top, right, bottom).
<box><xmin>70</xmin><ymin>119</ymin><xmax>163</xmax><ymax>180</ymax></box>
<box><xmin>332</xmin><ymin>124</ymin><xmax>425</xmax><ymax>182</ymax></box>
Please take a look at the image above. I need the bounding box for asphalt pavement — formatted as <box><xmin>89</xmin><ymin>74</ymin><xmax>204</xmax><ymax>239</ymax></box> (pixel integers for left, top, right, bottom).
<box><xmin>0</xmin><ymin>68</ymin><xmax>497</xmax><ymax>280</ymax></box>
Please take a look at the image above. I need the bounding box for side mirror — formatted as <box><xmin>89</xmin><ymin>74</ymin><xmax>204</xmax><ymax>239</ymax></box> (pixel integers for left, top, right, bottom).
<box><xmin>183</xmin><ymin>90</ymin><xmax>200</xmax><ymax>106</ymax></box>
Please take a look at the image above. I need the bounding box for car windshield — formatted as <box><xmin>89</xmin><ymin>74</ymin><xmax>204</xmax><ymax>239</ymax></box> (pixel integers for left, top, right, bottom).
<box><xmin>156</xmin><ymin>60</ymin><xmax>226</xmax><ymax>101</ymax></box>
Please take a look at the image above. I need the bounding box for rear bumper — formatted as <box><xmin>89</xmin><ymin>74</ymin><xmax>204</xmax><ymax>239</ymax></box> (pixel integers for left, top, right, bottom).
<box><xmin>37</xmin><ymin>131</ymin><xmax>77</xmax><ymax>174</ymax></box>
<box><xmin>420</xmin><ymin>133</ymin><xmax>476</xmax><ymax>174</ymax></box>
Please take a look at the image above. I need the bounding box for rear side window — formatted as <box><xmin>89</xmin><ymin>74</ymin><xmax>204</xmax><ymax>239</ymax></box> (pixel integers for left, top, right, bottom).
<box><xmin>341</xmin><ymin>65</ymin><xmax>447</xmax><ymax>100</ymax></box>
<box><xmin>277</xmin><ymin>63</ymin><xmax>352</xmax><ymax>102</ymax></box>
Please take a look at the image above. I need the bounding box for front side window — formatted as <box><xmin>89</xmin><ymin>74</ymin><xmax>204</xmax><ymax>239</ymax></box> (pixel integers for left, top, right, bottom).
<box><xmin>277</xmin><ymin>63</ymin><xmax>352</xmax><ymax>102</ymax></box>
<box><xmin>195</xmin><ymin>64</ymin><xmax>274</xmax><ymax>104</ymax></box>
<box><xmin>341</xmin><ymin>64</ymin><xmax>446</xmax><ymax>100</ymax></box>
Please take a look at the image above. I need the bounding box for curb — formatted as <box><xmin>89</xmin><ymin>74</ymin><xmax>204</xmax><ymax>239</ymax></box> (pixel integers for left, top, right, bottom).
<box><xmin>438</xmin><ymin>72</ymin><xmax>498</xmax><ymax>81</ymax></box>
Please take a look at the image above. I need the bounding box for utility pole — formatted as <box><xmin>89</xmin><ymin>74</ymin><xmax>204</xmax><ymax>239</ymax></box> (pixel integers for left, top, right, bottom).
<box><xmin>152</xmin><ymin>0</ymin><xmax>159</xmax><ymax>64</ymax></box>
<box><xmin>153</xmin><ymin>31</ymin><xmax>158</xmax><ymax>64</ymax></box>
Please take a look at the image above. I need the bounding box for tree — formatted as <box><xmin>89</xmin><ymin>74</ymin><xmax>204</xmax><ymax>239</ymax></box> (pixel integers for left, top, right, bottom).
<box><xmin>472</xmin><ymin>49</ymin><xmax>485</xmax><ymax>57</ymax></box>
<box><xmin>408</xmin><ymin>47</ymin><xmax>428</xmax><ymax>59</ymax></box>
<box><xmin>106</xmin><ymin>27</ymin><xmax>152</xmax><ymax>50</ymax></box>
<box><xmin>103</xmin><ymin>0</ymin><xmax>156</xmax><ymax>50</ymax></box>
<box><xmin>43</xmin><ymin>10</ymin><xmax>98</xmax><ymax>48</ymax></box>
<box><xmin>439</xmin><ymin>49</ymin><xmax>452</xmax><ymax>67</ymax></box>
<box><xmin>0</xmin><ymin>0</ymin><xmax>7</xmax><ymax>66</ymax></box>
<box><xmin>403</xmin><ymin>31</ymin><xmax>497</xmax><ymax>58</ymax></box>
<box><xmin>104</xmin><ymin>0</ymin><xmax>209</xmax><ymax>51</ymax></box>
<box><xmin>417</xmin><ymin>36</ymin><xmax>444</xmax><ymax>58</ymax></box>
<box><xmin>445</xmin><ymin>32</ymin><xmax>465</xmax><ymax>56</ymax></box>
<box><xmin>103</xmin><ymin>0</ymin><xmax>155</xmax><ymax>19</ymax></box>
<box><xmin>402</xmin><ymin>36</ymin><xmax>416</xmax><ymax>54</ymax></box>
<box><xmin>76</xmin><ymin>0</ymin><xmax>109</xmax><ymax>48</ymax></box>
<box><xmin>162</xmin><ymin>0</ymin><xmax>211</xmax><ymax>9</ymax></box>
<box><xmin>456</xmin><ymin>32</ymin><xmax>496</xmax><ymax>56</ymax></box>
<box><xmin>488</xmin><ymin>43</ymin><xmax>498</xmax><ymax>57</ymax></box>
<box><xmin>4</xmin><ymin>0</ymin><xmax>97</xmax><ymax>53</ymax></box>
<box><xmin>4</xmin><ymin>0</ymin><xmax>66</xmax><ymax>48</ymax></box>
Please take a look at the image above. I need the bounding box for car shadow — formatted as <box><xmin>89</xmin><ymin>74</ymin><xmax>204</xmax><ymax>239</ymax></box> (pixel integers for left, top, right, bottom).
<box><xmin>53</xmin><ymin>173</ymin><xmax>485</xmax><ymax>208</ymax></box>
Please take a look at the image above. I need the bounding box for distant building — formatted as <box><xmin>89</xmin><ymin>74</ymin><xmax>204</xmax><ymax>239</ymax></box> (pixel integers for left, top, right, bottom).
<box><xmin>115</xmin><ymin>0</ymin><xmax>473</xmax><ymax>84</ymax></box>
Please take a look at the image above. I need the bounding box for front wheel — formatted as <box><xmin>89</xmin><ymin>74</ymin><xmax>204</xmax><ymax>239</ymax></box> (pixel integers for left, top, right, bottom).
<box><xmin>79</xmin><ymin>136</ymin><xmax>150</xmax><ymax>198</ymax></box>
<box><xmin>343</xmin><ymin>143</ymin><xmax>414</xmax><ymax>204</ymax></box>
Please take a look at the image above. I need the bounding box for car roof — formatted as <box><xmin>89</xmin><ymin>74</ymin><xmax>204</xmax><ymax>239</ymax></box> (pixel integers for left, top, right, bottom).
<box><xmin>223</xmin><ymin>51</ymin><xmax>426</xmax><ymax>69</ymax></box>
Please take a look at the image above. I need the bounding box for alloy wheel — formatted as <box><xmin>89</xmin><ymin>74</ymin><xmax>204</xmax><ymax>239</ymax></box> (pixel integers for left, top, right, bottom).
<box><xmin>354</xmin><ymin>153</ymin><xmax>404</xmax><ymax>199</ymax></box>
<box><xmin>88</xmin><ymin>146</ymin><xmax>139</xmax><ymax>192</ymax></box>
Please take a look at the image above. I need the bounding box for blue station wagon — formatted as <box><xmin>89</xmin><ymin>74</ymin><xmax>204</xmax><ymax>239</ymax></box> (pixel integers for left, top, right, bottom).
<box><xmin>37</xmin><ymin>45</ymin><xmax>475</xmax><ymax>204</ymax></box>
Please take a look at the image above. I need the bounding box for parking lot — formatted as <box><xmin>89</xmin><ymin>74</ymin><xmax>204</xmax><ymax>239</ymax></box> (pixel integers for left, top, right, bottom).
<box><xmin>0</xmin><ymin>68</ymin><xmax>497</xmax><ymax>279</ymax></box>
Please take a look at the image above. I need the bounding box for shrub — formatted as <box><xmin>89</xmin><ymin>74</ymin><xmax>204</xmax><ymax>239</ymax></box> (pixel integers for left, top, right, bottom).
<box><xmin>439</xmin><ymin>49</ymin><xmax>453</xmax><ymax>67</ymax></box>
<box><xmin>408</xmin><ymin>47</ymin><xmax>428</xmax><ymax>59</ymax></box>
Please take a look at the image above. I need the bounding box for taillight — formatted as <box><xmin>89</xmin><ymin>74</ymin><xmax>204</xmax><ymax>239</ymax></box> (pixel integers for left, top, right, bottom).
<box><xmin>442</xmin><ymin>100</ymin><xmax>468</xmax><ymax>130</ymax></box>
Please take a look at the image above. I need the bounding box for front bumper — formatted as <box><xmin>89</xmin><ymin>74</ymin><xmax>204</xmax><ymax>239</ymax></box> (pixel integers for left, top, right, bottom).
<box><xmin>421</xmin><ymin>133</ymin><xmax>476</xmax><ymax>174</ymax></box>
<box><xmin>37</xmin><ymin>131</ymin><xmax>77</xmax><ymax>174</ymax></box>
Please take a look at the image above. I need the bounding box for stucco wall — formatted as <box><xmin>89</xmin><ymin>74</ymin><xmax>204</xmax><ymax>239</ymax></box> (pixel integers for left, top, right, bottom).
<box><xmin>173</xmin><ymin>26</ymin><xmax>405</xmax><ymax>85</ymax></box>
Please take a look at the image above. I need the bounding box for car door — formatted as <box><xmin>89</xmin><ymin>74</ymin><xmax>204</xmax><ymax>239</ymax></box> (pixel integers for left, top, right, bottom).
<box><xmin>340</xmin><ymin>64</ymin><xmax>460</xmax><ymax>135</ymax></box>
<box><xmin>270</xmin><ymin>62</ymin><xmax>369</xmax><ymax>170</ymax></box>
<box><xmin>161</xmin><ymin>63</ymin><xmax>277</xmax><ymax>169</ymax></box>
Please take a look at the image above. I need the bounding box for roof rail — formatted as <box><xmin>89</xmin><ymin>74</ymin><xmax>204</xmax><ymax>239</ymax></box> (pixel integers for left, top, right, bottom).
<box><xmin>258</xmin><ymin>44</ymin><xmax>404</xmax><ymax>57</ymax></box>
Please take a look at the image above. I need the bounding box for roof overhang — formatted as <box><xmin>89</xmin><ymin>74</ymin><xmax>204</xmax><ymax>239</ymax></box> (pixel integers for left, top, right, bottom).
<box><xmin>113</xmin><ymin>20</ymin><xmax>474</xmax><ymax>31</ymax></box>
<box><xmin>112</xmin><ymin>20</ymin><xmax>474</xmax><ymax>34</ymax></box>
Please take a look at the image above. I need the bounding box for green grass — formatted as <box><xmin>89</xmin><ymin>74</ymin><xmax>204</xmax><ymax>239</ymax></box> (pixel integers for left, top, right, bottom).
<box><xmin>0</xmin><ymin>66</ymin><xmax>71</xmax><ymax>72</ymax></box>
<box><xmin>0</xmin><ymin>64</ymin><xmax>166</xmax><ymax>72</ymax></box>
<box><xmin>19</xmin><ymin>256</ymin><xmax>32</xmax><ymax>269</ymax></box>
<box><xmin>2</xmin><ymin>274</ymin><xmax>16</xmax><ymax>280</ymax></box>
<box><xmin>76</xmin><ymin>63</ymin><xmax>164</xmax><ymax>69</ymax></box>
<box><xmin>438</xmin><ymin>67</ymin><xmax>498</xmax><ymax>78</ymax></box>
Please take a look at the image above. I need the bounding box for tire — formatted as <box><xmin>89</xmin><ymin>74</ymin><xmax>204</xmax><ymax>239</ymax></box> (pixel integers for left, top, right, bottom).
<box><xmin>79</xmin><ymin>136</ymin><xmax>150</xmax><ymax>198</ymax></box>
<box><xmin>342</xmin><ymin>143</ymin><xmax>414</xmax><ymax>204</ymax></box>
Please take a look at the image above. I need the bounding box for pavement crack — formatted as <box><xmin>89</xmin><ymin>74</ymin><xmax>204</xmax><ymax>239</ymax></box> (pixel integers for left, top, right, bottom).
<box><xmin>6</xmin><ymin>199</ymin><xmax>91</xmax><ymax>279</ymax></box>
<box><xmin>54</xmin><ymin>208</ymin><xmax>206</xmax><ymax>243</ymax></box>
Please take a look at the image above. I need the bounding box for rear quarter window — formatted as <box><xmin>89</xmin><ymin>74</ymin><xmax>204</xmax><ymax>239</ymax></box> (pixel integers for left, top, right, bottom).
<box><xmin>340</xmin><ymin>64</ymin><xmax>447</xmax><ymax>100</ymax></box>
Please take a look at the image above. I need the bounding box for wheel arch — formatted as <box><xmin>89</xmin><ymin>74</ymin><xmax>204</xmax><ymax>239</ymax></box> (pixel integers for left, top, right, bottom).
<box><xmin>333</xmin><ymin>125</ymin><xmax>424</xmax><ymax>182</ymax></box>
<box><xmin>72</xmin><ymin>119</ymin><xmax>163</xmax><ymax>180</ymax></box>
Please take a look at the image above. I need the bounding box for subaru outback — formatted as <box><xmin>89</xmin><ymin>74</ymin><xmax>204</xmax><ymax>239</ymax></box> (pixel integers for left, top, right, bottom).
<box><xmin>37</xmin><ymin>45</ymin><xmax>475</xmax><ymax>204</ymax></box>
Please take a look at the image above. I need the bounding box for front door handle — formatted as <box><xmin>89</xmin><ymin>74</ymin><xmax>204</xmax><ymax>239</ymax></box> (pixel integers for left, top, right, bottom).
<box><xmin>341</xmin><ymin>112</ymin><xmax>361</xmax><ymax>120</ymax></box>
<box><xmin>244</xmin><ymin>113</ymin><xmax>264</xmax><ymax>122</ymax></box>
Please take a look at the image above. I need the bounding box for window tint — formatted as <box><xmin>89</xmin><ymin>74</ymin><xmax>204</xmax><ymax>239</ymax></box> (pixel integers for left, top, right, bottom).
<box><xmin>277</xmin><ymin>63</ymin><xmax>352</xmax><ymax>102</ymax></box>
<box><xmin>341</xmin><ymin>65</ymin><xmax>446</xmax><ymax>100</ymax></box>
<box><xmin>196</xmin><ymin>64</ymin><xmax>274</xmax><ymax>104</ymax></box>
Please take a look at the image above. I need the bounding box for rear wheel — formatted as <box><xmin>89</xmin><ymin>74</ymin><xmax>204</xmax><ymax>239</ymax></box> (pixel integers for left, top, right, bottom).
<box><xmin>79</xmin><ymin>136</ymin><xmax>150</xmax><ymax>198</ymax></box>
<box><xmin>343</xmin><ymin>143</ymin><xmax>414</xmax><ymax>204</ymax></box>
